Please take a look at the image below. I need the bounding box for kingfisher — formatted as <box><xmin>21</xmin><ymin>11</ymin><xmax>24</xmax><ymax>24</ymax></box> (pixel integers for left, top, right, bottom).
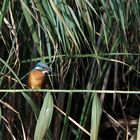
<box><xmin>27</xmin><ymin>61</ymin><xmax>51</xmax><ymax>92</ymax></box>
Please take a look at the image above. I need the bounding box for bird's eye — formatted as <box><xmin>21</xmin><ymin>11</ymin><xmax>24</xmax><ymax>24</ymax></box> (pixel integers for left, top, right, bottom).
<box><xmin>42</xmin><ymin>67</ymin><xmax>46</xmax><ymax>70</ymax></box>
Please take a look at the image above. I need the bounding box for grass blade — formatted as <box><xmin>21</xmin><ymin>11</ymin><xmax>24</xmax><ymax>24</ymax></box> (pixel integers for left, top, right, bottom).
<box><xmin>90</xmin><ymin>93</ymin><xmax>102</xmax><ymax>140</ymax></box>
<box><xmin>0</xmin><ymin>0</ymin><xmax>10</xmax><ymax>29</ymax></box>
<box><xmin>34</xmin><ymin>92</ymin><xmax>54</xmax><ymax>140</ymax></box>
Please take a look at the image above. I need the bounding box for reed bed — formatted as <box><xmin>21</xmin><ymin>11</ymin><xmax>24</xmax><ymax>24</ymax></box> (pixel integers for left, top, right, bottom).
<box><xmin>0</xmin><ymin>0</ymin><xmax>140</xmax><ymax>139</ymax></box>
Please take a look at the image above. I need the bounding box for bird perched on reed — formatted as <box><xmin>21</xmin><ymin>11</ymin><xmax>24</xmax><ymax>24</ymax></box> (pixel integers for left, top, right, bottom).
<box><xmin>27</xmin><ymin>61</ymin><xmax>51</xmax><ymax>95</ymax></box>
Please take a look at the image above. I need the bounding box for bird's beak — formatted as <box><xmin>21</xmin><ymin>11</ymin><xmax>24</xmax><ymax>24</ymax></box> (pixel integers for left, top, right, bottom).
<box><xmin>44</xmin><ymin>67</ymin><xmax>52</xmax><ymax>74</ymax></box>
<box><xmin>48</xmin><ymin>67</ymin><xmax>52</xmax><ymax>73</ymax></box>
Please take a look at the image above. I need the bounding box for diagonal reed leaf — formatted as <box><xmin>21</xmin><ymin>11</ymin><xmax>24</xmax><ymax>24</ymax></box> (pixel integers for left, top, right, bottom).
<box><xmin>34</xmin><ymin>92</ymin><xmax>54</xmax><ymax>140</ymax></box>
<box><xmin>90</xmin><ymin>93</ymin><xmax>102</xmax><ymax>140</ymax></box>
<box><xmin>22</xmin><ymin>92</ymin><xmax>40</xmax><ymax>118</ymax></box>
<box><xmin>20</xmin><ymin>0</ymin><xmax>42</xmax><ymax>56</ymax></box>
<box><xmin>0</xmin><ymin>0</ymin><xmax>10</xmax><ymax>29</ymax></box>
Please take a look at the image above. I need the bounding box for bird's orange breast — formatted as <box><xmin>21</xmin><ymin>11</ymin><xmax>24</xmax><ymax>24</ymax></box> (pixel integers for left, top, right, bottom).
<box><xmin>28</xmin><ymin>70</ymin><xmax>46</xmax><ymax>89</ymax></box>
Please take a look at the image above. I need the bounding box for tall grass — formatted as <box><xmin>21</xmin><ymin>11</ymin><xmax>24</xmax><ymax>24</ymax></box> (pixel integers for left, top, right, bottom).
<box><xmin>0</xmin><ymin>0</ymin><xmax>140</xmax><ymax>139</ymax></box>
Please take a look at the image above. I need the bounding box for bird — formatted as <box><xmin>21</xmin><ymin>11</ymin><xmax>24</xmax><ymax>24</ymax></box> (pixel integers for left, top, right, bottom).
<box><xmin>27</xmin><ymin>61</ymin><xmax>51</xmax><ymax>93</ymax></box>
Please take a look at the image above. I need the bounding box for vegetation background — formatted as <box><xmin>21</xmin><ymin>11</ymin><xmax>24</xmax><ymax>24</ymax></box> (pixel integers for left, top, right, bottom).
<box><xmin>0</xmin><ymin>0</ymin><xmax>140</xmax><ymax>140</ymax></box>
